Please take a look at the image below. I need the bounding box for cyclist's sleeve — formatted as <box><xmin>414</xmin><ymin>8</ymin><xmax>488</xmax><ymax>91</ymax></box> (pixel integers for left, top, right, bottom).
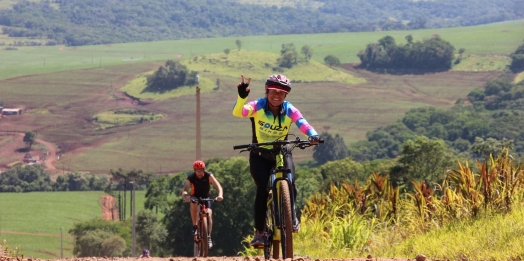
<box><xmin>232</xmin><ymin>96</ymin><xmax>258</xmax><ymax>118</ymax></box>
<box><xmin>286</xmin><ymin>103</ymin><xmax>318</xmax><ymax>137</ymax></box>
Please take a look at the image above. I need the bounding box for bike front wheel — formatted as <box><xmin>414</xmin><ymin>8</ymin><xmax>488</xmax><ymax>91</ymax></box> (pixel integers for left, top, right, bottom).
<box><xmin>264</xmin><ymin>193</ymin><xmax>279</xmax><ymax>259</ymax></box>
<box><xmin>279</xmin><ymin>181</ymin><xmax>293</xmax><ymax>259</ymax></box>
<box><xmin>200</xmin><ymin>217</ymin><xmax>209</xmax><ymax>257</ymax></box>
<box><xmin>193</xmin><ymin>241</ymin><xmax>199</xmax><ymax>257</ymax></box>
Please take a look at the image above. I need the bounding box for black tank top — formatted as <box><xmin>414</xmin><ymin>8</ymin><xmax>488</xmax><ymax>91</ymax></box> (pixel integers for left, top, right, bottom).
<box><xmin>187</xmin><ymin>171</ymin><xmax>211</xmax><ymax>198</ymax></box>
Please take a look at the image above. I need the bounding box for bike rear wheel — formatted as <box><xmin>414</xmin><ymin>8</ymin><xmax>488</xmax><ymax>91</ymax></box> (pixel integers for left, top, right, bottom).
<box><xmin>280</xmin><ymin>181</ymin><xmax>293</xmax><ymax>259</ymax></box>
<box><xmin>264</xmin><ymin>194</ymin><xmax>279</xmax><ymax>259</ymax></box>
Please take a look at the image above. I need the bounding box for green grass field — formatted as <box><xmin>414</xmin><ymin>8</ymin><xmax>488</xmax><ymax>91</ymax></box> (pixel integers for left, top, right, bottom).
<box><xmin>0</xmin><ymin>191</ymin><xmax>148</xmax><ymax>259</ymax></box>
<box><xmin>0</xmin><ymin>20</ymin><xmax>522</xmax><ymax>80</ymax></box>
<box><xmin>452</xmin><ymin>54</ymin><xmax>512</xmax><ymax>71</ymax></box>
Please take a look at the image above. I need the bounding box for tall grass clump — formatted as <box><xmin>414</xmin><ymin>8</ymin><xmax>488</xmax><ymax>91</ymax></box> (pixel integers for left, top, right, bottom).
<box><xmin>294</xmin><ymin>203</ymin><xmax>375</xmax><ymax>257</ymax></box>
<box><xmin>0</xmin><ymin>239</ymin><xmax>23</xmax><ymax>257</ymax></box>
<box><xmin>240</xmin><ymin>149</ymin><xmax>524</xmax><ymax>260</ymax></box>
<box><xmin>377</xmin><ymin>205</ymin><xmax>524</xmax><ymax>260</ymax></box>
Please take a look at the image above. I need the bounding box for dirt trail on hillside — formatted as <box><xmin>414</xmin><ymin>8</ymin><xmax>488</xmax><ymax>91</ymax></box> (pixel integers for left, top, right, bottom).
<box><xmin>0</xmin><ymin>132</ymin><xmax>61</xmax><ymax>172</ymax></box>
<box><xmin>35</xmin><ymin>135</ymin><xmax>58</xmax><ymax>170</ymax></box>
<box><xmin>101</xmin><ymin>195</ymin><xmax>118</xmax><ymax>221</ymax></box>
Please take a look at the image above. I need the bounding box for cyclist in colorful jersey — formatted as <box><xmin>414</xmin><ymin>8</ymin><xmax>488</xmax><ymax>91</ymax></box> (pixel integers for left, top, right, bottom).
<box><xmin>182</xmin><ymin>160</ymin><xmax>224</xmax><ymax>249</ymax></box>
<box><xmin>232</xmin><ymin>74</ymin><xmax>320</xmax><ymax>247</ymax></box>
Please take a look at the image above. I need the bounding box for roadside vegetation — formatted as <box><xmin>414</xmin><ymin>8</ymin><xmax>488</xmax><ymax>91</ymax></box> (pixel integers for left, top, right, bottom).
<box><xmin>242</xmin><ymin>150</ymin><xmax>524</xmax><ymax>260</ymax></box>
<box><xmin>5</xmin><ymin>147</ymin><xmax>521</xmax><ymax>260</ymax></box>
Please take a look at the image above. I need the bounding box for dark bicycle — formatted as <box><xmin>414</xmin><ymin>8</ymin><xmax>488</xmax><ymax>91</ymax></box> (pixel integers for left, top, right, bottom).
<box><xmin>234</xmin><ymin>135</ymin><xmax>323</xmax><ymax>260</ymax></box>
<box><xmin>190</xmin><ymin>197</ymin><xmax>215</xmax><ymax>257</ymax></box>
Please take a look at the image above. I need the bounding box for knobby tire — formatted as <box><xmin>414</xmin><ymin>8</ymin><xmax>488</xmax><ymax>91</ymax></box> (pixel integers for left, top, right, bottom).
<box><xmin>264</xmin><ymin>194</ymin><xmax>279</xmax><ymax>259</ymax></box>
<box><xmin>193</xmin><ymin>240</ymin><xmax>199</xmax><ymax>257</ymax></box>
<box><xmin>280</xmin><ymin>181</ymin><xmax>293</xmax><ymax>259</ymax></box>
<box><xmin>200</xmin><ymin>216</ymin><xmax>209</xmax><ymax>257</ymax></box>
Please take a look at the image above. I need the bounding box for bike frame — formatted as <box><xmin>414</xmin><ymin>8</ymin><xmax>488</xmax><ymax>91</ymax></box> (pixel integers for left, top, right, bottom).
<box><xmin>196</xmin><ymin>201</ymin><xmax>209</xmax><ymax>242</ymax></box>
<box><xmin>192</xmin><ymin>198</ymin><xmax>214</xmax><ymax>257</ymax></box>
<box><xmin>234</xmin><ymin>135</ymin><xmax>324</xmax><ymax>259</ymax></box>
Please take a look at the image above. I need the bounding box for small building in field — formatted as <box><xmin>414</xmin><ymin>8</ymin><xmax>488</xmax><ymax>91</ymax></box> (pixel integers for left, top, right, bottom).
<box><xmin>2</xmin><ymin>108</ymin><xmax>22</xmax><ymax>115</ymax></box>
<box><xmin>23</xmin><ymin>153</ymin><xmax>39</xmax><ymax>164</ymax></box>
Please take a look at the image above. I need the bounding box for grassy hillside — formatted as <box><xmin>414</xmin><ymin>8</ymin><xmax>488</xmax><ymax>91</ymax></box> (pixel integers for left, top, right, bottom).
<box><xmin>0</xmin><ymin>191</ymin><xmax>149</xmax><ymax>259</ymax></box>
<box><xmin>0</xmin><ymin>21</ymin><xmax>522</xmax><ymax>173</ymax></box>
<box><xmin>0</xmin><ymin>20</ymin><xmax>522</xmax><ymax>80</ymax></box>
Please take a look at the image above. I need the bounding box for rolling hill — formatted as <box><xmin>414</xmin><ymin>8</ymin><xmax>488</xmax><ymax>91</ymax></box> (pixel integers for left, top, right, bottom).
<box><xmin>1</xmin><ymin>21</ymin><xmax>523</xmax><ymax>173</ymax></box>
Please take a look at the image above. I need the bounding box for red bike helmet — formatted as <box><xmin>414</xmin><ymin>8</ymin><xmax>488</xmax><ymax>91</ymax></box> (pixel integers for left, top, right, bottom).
<box><xmin>265</xmin><ymin>74</ymin><xmax>291</xmax><ymax>93</ymax></box>
<box><xmin>193</xmin><ymin>160</ymin><xmax>205</xmax><ymax>169</ymax></box>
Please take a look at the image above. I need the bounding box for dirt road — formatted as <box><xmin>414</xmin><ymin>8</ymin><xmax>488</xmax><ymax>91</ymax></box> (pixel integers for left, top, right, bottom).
<box><xmin>101</xmin><ymin>195</ymin><xmax>118</xmax><ymax>220</ymax></box>
<box><xmin>35</xmin><ymin>135</ymin><xmax>58</xmax><ymax>170</ymax></box>
<box><xmin>0</xmin><ymin>132</ymin><xmax>59</xmax><ymax>171</ymax></box>
<box><xmin>0</xmin><ymin>257</ymin><xmax>409</xmax><ymax>261</ymax></box>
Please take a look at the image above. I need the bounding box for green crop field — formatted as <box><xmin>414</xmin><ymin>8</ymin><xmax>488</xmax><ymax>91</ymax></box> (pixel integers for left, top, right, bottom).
<box><xmin>0</xmin><ymin>20</ymin><xmax>522</xmax><ymax>80</ymax></box>
<box><xmin>0</xmin><ymin>21</ymin><xmax>522</xmax><ymax>174</ymax></box>
<box><xmin>0</xmin><ymin>191</ymin><xmax>149</xmax><ymax>259</ymax></box>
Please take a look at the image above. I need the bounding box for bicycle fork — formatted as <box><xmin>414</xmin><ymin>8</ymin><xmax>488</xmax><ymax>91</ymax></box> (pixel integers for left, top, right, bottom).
<box><xmin>269</xmin><ymin>167</ymin><xmax>297</xmax><ymax>238</ymax></box>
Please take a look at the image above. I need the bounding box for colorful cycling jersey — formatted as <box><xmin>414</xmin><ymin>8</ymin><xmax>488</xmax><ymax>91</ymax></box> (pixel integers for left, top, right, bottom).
<box><xmin>187</xmin><ymin>171</ymin><xmax>211</xmax><ymax>198</ymax></box>
<box><xmin>232</xmin><ymin>96</ymin><xmax>318</xmax><ymax>144</ymax></box>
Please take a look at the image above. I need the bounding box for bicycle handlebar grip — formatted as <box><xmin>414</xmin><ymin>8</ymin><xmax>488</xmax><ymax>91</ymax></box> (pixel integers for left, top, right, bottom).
<box><xmin>233</xmin><ymin>144</ymin><xmax>250</xmax><ymax>150</ymax></box>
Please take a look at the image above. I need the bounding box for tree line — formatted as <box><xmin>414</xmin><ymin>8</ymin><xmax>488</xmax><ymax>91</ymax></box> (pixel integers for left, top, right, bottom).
<box><xmin>357</xmin><ymin>35</ymin><xmax>456</xmax><ymax>72</ymax></box>
<box><xmin>348</xmin><ymin>75</ymin><xmax>524</xmax><ymax>164</ymax></box>
<box><xmin>510</xmin><ymin>40</ymin><xmax>524</xmax><ymax>73</ymax></box>
<box><xmin>145</xmin><ymin>60</ymin><xmax>198</xmax><ymax>92</ymax></box>
<box><xmin>0</xmin><ymin>165</ymin><xmax>152</xmax><ymax>192</ymax></box>
<box><xmin>0</xmin><ymin>0</ymin><xmax>521</xmax><ymax>46</ymax></box>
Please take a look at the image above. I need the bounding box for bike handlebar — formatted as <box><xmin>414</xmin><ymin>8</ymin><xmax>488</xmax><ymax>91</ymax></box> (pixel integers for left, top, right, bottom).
<box><xmin>233</xmin><ymin>136</ymin><xmax>324</xmax><ymax>150</ymax></box>
<box><xmin>190</xmin><ymin>197</ymin><xmax>216</xmax><ymax>204</ymax></box>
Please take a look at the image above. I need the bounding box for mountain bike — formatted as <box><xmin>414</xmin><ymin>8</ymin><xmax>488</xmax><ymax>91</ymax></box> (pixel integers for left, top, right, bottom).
<box><xmin>234</xmin><ymin>135</ymin><xmax>323</xmax><ymax>260</ymax></box>
<box><xmin>190</xmin><ymin>197</ymin><xmax>215</xmax><ymax>257</ymax></box>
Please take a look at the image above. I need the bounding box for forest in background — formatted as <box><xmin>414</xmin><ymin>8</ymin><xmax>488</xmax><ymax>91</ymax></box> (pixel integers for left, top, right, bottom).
<box><xmin>0</xmin><ymin>0</ymin><xmax>523</xmax><ymax>46</ymax></box>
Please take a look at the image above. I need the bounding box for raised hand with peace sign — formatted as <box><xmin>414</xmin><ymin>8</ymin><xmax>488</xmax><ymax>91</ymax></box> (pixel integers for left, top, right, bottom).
<box><xmin>237</xmin><ymin>74</ymin><xmax>252</xmax><ymax>99</ymax></box>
